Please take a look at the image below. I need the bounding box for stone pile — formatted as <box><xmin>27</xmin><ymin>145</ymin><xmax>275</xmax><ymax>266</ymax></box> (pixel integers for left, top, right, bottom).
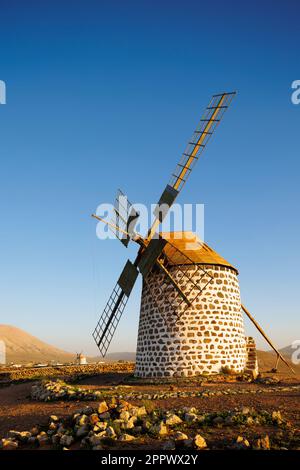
<box><xmin>0</xmin><ymin>401</ymin><xmax>291</xmax><ymax>451</ymax></box>
<box><xmin>244</xmin><ymin>337</ymin><xmax>259</xmax><ymax>379</ymax></box>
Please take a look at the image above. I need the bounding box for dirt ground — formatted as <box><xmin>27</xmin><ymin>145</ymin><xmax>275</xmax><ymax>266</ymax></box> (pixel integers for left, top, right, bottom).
<box><xmin>0</xmin><ymin>369</ymin><xmax>299</xmax><ymax>445</ymax></box>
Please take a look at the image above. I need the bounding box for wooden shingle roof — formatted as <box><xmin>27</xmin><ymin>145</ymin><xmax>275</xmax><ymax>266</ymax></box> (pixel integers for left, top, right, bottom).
<box><xmin>160</xmin><ymin>231</ymin><xmax>238</xmax><ymax>274</ymax></box>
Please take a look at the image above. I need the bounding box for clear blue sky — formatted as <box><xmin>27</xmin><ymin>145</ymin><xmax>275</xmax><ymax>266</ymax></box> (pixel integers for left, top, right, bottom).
<box><xmin>0</xmin><ymin>0</ymin><xmax>299</xmax><ymax>355</ymax></box>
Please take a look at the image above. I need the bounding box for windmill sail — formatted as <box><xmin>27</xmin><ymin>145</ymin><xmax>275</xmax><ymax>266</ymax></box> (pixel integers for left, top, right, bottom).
<box><xmin>148</xmin><ymin>92</ymin><xmax>236</xmax><ymax>241</ymax></box>
<box><xmin>93</xmin><ymin>260</ymin><xmax>138</xmax><ymax>356</ymax></box>
<box><xmin>169</xmin><ymin>92</ymin><xmax>236</xmax><ymax>193</ymax></box>
<box><xmin>93</xmin><ymin>284</ymin><xmax>128</xmax><ymax>357</ymax></box>
<box><xmin>112</xmin><ymin>189</ymin><xmax>139</xmax><ymax>247</ymax></box>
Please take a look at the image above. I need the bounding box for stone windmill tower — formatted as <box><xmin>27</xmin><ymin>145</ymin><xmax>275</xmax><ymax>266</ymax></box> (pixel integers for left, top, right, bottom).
<box><xmin>135</xmin><ymin>232</ymin><xmax>250</xmax><ymax>377</ymax></box>
<box><xmin>92</xmin><ymin>92</ymin><xmax>293</xmax><ymax>377</ymax></box>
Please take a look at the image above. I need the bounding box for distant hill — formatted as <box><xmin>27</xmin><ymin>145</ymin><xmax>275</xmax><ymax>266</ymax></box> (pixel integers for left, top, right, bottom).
<box><xmin>279</xmin><ymin>344</ymin><xmax>298</xmax><ymax>359</ymax></box>
<box><xmin>91</xmin><ymin>352</ymin><xmax>136</xmax><ymax>363</ymax></box>
<box><xmin>0</xmin><ymin>324</ymin><xmax>136</xmax><ymax>365</ymax></box>
<box><xmin>257</xmin><ymin>349</ymin><xmax>300</xmax><ymax>375</ymax></box>
<box><xmin>105</xmin><ymin>352</ymin><xmax>136</xmax><ymax>362</ymax></box>
<box><xmin>0</xmin><ymin>324</ymin><xmax>75</xmax><ymax>364</ymax></box>
<box><xmin>1</xmin><ymin>324</ymin><xmax>298</xmax><ymax>374</ymax></box>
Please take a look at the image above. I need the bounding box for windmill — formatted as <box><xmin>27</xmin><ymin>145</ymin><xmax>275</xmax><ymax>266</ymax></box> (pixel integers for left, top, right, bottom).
<box><xmin>76</xmin><ymin>351</ymin><xmax>87</xmax><ymax>365</ymax></box>
<box><xmin>92</xmin><ymin>92</ymin><xmax>294</xmax><ymax>377</ymax></box>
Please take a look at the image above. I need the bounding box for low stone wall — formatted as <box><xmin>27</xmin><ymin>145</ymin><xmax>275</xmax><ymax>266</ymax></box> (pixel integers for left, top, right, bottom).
<box><xmin>30</xmin><ymin>378</ymin><xmax>300</xmax><ymax>402</ymax></box>
<box><xmin>0</xmin><ymin>362</ymin><xmax>135</xmax><ymax>384</ymax></box>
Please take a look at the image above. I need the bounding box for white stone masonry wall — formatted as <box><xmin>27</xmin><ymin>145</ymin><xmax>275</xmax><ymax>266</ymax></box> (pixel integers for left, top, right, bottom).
<box><xmin>135</xmin><ymin>264</ymin><xmax>248</xmax><ymax>377</ymax></box>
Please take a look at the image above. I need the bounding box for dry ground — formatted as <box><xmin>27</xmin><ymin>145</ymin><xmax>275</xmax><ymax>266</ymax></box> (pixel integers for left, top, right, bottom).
<box><xmin>0</xmin><ymin>362</ymin><xmax>300</xmax><ymax>450</ymax></box>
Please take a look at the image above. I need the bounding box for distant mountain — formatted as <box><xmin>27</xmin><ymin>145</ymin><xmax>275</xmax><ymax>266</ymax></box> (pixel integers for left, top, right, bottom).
<box><xmin>105</xmin><ymin>352</ymin><xmax>136</xmax><ymax>362</ymax></box>
<box><xmin>1</xmin><ymin>324</ymin><xmax>298</xmax><ymax>374</ymax></box>
<box><xmin>261</xmin><ymin>344</ymin><xmax>299</xmax><ymax>364</ymax></box>
<box><xmin>91</xmin><ymin>352</ymin><xmax>136</xmax><ymax>362</ymax></box>
<box><xmin>257</xmin><ymin>349</ymin><xmax>300</xmax><ymax>374</ymax></box>
<box><xmin>0</xmin><ymin>324</ymin><xmax>136</xmax><ymax>365</ymax></box>
<box><xmin>279</xmin><ymin>344</ymin><xmax>298</xmax><ymax>358</ymax></box>
<box><xmin>0</xmin><ymin>324</ymin><xmax>75</xmax><ymax>364</ymax></box>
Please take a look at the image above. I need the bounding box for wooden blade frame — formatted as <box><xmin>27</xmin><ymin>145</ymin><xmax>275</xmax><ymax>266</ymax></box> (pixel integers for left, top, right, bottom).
<box><xmin>147</xmin><ymin>92</ymin><xmax>236</xmax><ymax>241</ymax></box>
<box><xmin>93</xmin><ymin>261</ymin><xmax>138</xmax><ymax>356</ymax></box>
<box><xmin>170</xmin><ymin>92</ymin><xmax>236</xmax><ymax>192</ymax></box>
<box><xmin>92</xmin><ymin>283</ymin><xmax>128</xmax><ymax>357</ymax></box>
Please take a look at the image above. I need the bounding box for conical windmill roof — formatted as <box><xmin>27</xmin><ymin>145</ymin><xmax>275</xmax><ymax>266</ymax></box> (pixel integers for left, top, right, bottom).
<box><xmin>160</xmin><ymin>231</ymin><xmax>238</xmax><ymax>274</ymax></box>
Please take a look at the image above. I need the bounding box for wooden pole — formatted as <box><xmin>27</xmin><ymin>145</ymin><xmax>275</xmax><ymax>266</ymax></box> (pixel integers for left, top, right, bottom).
<box><xmin>91</xmin><ymin>214</ymin><xmax>131</xmax><ymax>237</ymax></box>
<box><xmin>241</xmin><ymin>304</ymin><xmax>295</xmax><ymax>375</ymax></box>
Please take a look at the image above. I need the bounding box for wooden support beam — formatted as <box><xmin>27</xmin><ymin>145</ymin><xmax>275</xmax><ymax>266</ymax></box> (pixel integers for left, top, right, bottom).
<box><xmin>241</xmin><ymin>304</ymin><xmax>295</xmax><ymax>375</ymax></box>
<box><xmin>156</xmin><ymin>259</ymin><xmax>191</xmax><ymax>307</ymax></box>
<box><xmin>91</xmin><ymin>213</ymin><xmax>143</xmax><ymax>244</ymax></box>
<box><xmin>91</xmin><ymin>213</ymin><xmax>131</xmax><ymax>238</ymax></box>
<box><xmin>274</xmin><ymin>354</ymin><xmax>280</xmax><ymax>371</ymax></box>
